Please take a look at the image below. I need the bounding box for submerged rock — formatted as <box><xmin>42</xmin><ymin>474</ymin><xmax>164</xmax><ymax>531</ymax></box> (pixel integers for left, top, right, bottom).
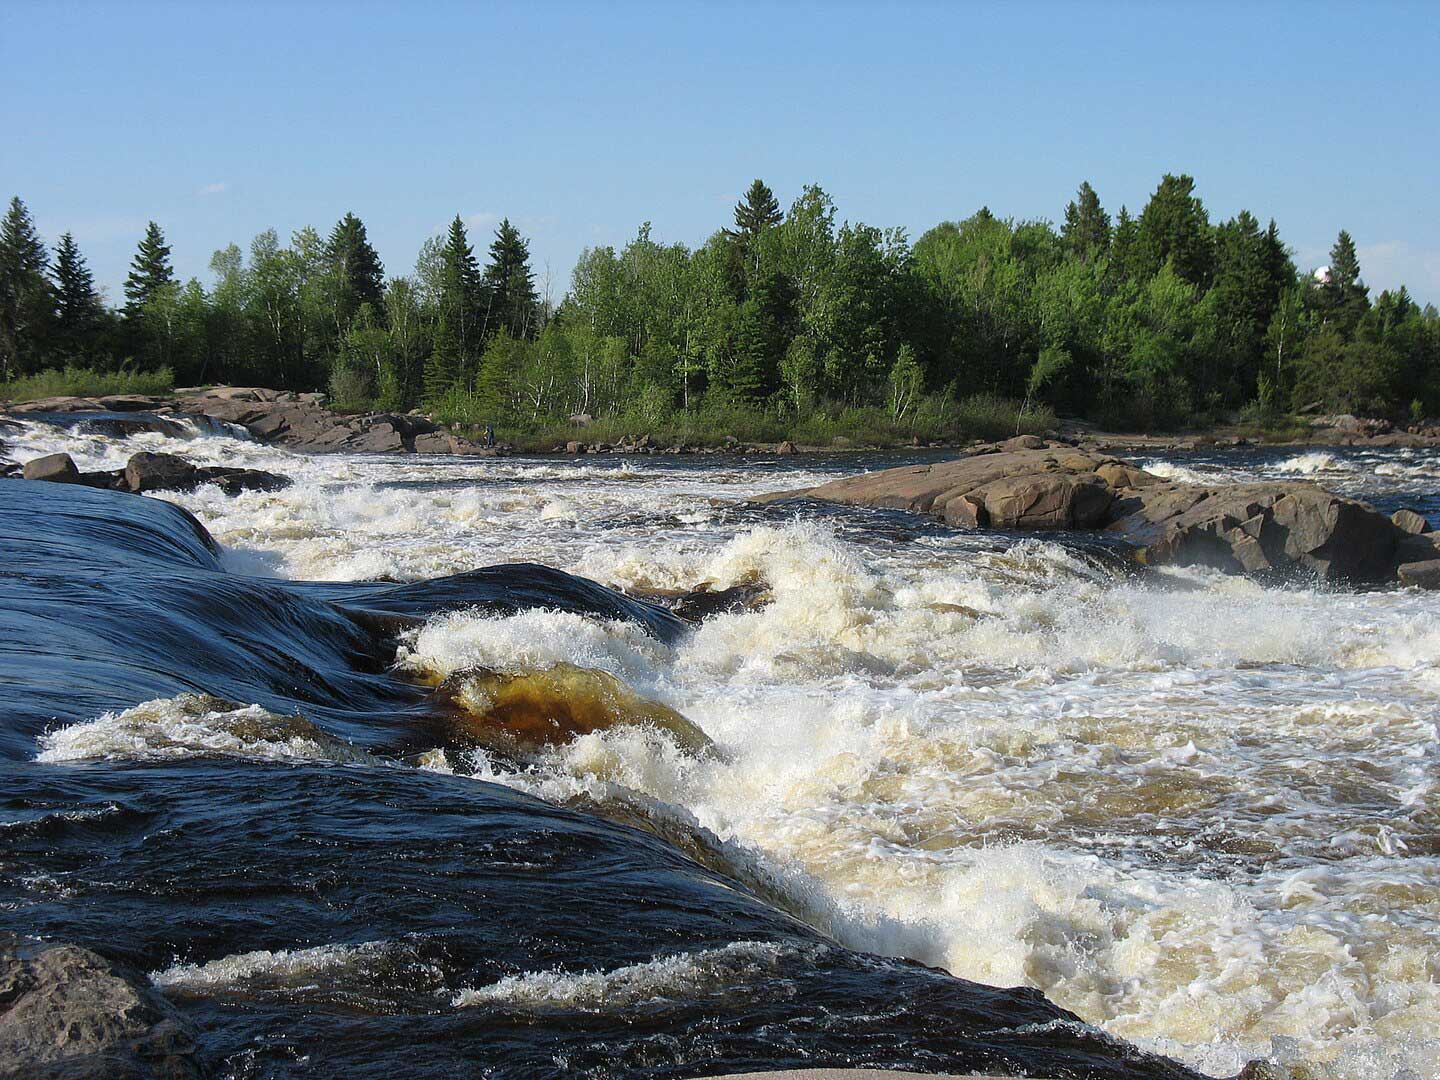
<box><xmin>0</xmin><ymin>935</ymin><xmax>208</xmax><ymax>1079</ymax></box>
<box><xmin>760</xmin><ymin>440</ymin><xmax>1431</xmax><ymax>586</ymax></box>
<box><xmin>439</xmin><ymin>662</ymin><xmax>714</xmax><ymax>756</ymax></box>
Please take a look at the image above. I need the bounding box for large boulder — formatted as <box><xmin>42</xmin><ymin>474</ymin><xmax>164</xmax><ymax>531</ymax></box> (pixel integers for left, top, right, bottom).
<box><xmin>124</xmin><ymin>453</ymin><xmax>290</xmax><ymax>496</ymax></box>
<box><xmin>0</xmin><ymin>935</ymin><xmax>208</xmax><ymax>1079</ymax></box>
<box><xmin>125</xmin><ymin>452</ymin><xmax>199</xmax><ymax>492</ymax></box>
<box><xmin>1110</xmin><ymin>483</ymin><xmax>1400</xmax><ymax>582</ymax></box>
<box><xmin>760</xmin><ymin>440</ymin><xmax>1423</xmax><ymax>586</ymax></box>
<box><xmin>22</xmin><ymin>453</ymin><xmax>82</xmax><ymax>484</ymax></box>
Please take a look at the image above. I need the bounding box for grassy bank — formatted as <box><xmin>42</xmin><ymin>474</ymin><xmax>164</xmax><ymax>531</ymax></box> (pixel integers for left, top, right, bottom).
<box><xmin>0</xmin><ymin>365</ymin><xmax>175</xmax><ymax>403</ymax></box>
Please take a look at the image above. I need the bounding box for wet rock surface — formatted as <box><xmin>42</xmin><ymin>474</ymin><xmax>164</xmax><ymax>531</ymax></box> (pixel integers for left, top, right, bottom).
<box><xmin>13</xmin><ymin>451</ymin><xmax>290</xmax><ymax>497</ymax></box>
<box><xmin>0</xmin><ymin>935</ymin><xmax>208</xmax><ymax>1079</ymax></box>
<box><xmin>3</xmin><ymin>387</ymin><xmax>502</xmax><ymax>455</ymax></box>
<box><xmin>760</xmin><ymin>439</ymin><xmax>1440</xmax><ymax>586</ymax></box>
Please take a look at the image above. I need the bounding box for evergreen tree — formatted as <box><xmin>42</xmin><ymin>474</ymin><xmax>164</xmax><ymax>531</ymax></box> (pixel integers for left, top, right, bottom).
<box><xmin>423</xmin><ymin>310</ymin><xmax>464</xmax><ymax>404</ymax></box>
<box><xmin>326</xmin><ymin>212</ymin><xmax>386</xmax><ymax>332</ymax></box>
<box><xmin>123</xmin><ymin>221</ymin><xmax>175</xmax><ymax>316</ymax></box>
<box><xmin>1135</xmin><ymin>174</ymin><xmax>1214</xmax><ymax>287</ymax></box>
<box><xmin>481</xmin><ymin>218</ymin><xmax>539</xmax><ymax>340</ymax></box>
<box><xmin>1315</xmin><ymin>229</ymin><xmax>1369</xmax><ymax>338</ymax></box>
<box><xmin>725</xmin><ymin>179</ymin><xmax>783</xmax><ymax>280</ymax></box>
<box><xmin>731</xmin><ymin>179</ymin><xmax>782</xmax><ymax>237</ymax></box>
<box><xmin>440</xmin><ymin>215</ymin><xmax>484</xmax><ymax>362</ymax></box>
<box><xmin>719</xmin><ymin>267</ymin><xmax>797</xmax><ymax>402</ymax></box>
<box><xmin>1109</xmin><ymin>206</ymin><xmax>1140</xmax><ymax>281</ymax></box>
<box><xmin>51</xmin><ymin>232</ymin><xmax>104</xmax><ymax>359</ymax></box>
<box><xmin>1061</xmin><ymin>181</ymin><xmax>1111</xmax><ymax>260</ymax></box>
<box><xmin>0</xmin><ymin>196</ymin><xmax>54</xmax><ymax>378</ymax></box>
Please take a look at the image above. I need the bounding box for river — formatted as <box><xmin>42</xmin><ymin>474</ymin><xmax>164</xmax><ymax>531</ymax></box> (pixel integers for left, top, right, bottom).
<box><xmin>3</xmin><ymin>416</ymin><xmax>1438</xmax><ymax>1079</ymax></box>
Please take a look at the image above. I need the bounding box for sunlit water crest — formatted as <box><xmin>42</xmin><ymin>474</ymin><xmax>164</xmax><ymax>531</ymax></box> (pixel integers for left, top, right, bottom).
<box><xmin>11</xmin><ymin>416</ymin><xmax>1440</xmax><ymax>1078</ymax></box>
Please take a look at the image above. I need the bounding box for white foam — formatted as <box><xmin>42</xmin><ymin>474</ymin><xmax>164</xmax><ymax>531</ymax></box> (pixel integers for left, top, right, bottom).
<box><xmin>451</xmin><ymin>940</ymin><xmax>807</xmax><ymax>1010</ymax></box>
<box><xmin>36</xmin><ymin>695</ymin><xmax>380</xmax><ymax>766</ymax></box>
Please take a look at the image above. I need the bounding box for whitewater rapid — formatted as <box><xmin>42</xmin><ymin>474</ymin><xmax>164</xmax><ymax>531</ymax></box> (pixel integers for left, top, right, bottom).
<box><xmin>11</xmin><ymin>415</ymin><xmax>1440</xmax><ymax>1079</ymax></box>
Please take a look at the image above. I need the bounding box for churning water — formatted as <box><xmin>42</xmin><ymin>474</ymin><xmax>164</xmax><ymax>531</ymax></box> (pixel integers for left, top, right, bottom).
<box><xmin>4</xmin><ymin>415</ymin><xmax>1439</xmax><ymax>1079</ymax></box>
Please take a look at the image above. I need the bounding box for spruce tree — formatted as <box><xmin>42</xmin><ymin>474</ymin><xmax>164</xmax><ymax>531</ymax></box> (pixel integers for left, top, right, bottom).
<box><xmin>423</xmin><ymin>310</ymin><xmax>464</xmax><ymax>403</ymax></box>
<box><xmin>0</xmin><ymin>196</ymin><xmax>54</xmax><ymax>378</ymax></box>
<box><xmin>1135</xmin><ymin>174</ymin><xmax>1214</xmax><ymax>287</ymax></box>
<box><xmin>52</xmin><ymin>232</ymin><xmax>104</xmax><ymax>359</ymax></box>
<box><xmin>123</xmin><ymin>221</ymin><xmax>175</xmax><ymax>316</ymax></box>
<box><xmin>481</xmin><ymin>218</ymin><xmax>539</xmax><ymax>340</ymax></box>
<box><xmin>440</xmin><ymin>215</ymin><xmax>484</xmax><ymax>359</ymax></box>
<box><xmin>1061</xmin><ymin>181</ymin><xmax>1111</xmax><ymax>260</ymax></box>
<box><xmin>725</xmin><ymin>179</ymin><xmax>783</xmax><ymax>280</ymax></box>
<box><xmin>1318</xmin><ymin>229</ymin><xmax>1369</xmax><ymax>337</ymax></box>
<box><xmin>1109</xmin><ymin>206</ymin><xmax>1139</xmax><ymax>280</ymax></box>
<box><xmin>326</xmin><ymin>212</ymin><xmax>386</xmax><ymax>331</ymax></box>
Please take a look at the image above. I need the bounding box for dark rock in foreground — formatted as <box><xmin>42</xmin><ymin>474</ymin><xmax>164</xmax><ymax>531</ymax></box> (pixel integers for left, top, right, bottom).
<box><xmin>759</xmin><ymin>439</ymin><xmax>1440</xmax><ymax>587</ymax></box>
<box><xmin>0</xmin><ymin>935</ymin><xmax>207</xmax><ymax>1079</ymax></box>
<box><xmin>15</xmin><ymin>451</ymin><xmax>290</xmax><ymax>498</ymax></box>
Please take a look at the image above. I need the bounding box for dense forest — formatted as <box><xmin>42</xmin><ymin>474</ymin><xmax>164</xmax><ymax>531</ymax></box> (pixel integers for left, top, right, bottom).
<box><xmin>3</xmin><ymin>175</ymin><xmax>1438</xmax><ymax>437</ymax></box>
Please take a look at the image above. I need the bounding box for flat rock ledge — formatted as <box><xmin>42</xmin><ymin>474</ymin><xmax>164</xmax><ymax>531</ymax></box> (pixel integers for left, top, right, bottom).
<box><xmin>0</xmin><ymin>935</ymin><xmax>207</xmax><ymax>1079</ymax></box>
<box><xmin>757</xmin><ymin>435</ymin><xmax>1440</xmax><ymax>587</ymax></box>
<box><xmin>3</xmin><ymin>386</ymin><xmax>504</xmax><ymax>456</ymax></box>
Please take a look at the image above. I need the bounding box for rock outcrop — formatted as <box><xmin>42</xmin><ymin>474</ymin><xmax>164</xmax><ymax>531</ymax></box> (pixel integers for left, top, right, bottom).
<box><xmin>759</xmin><ymin>440</ymin><xmax>1440</xmax><ymax>587</ymax></box>
<box><xmin>0</xmin><ymin>935</ymin><xmax>207</xmax><ymax>1079</ymax></box>
<box><xmin>14</xmin><ymin>452</ymin><xmax>290</xmax><ymax>497</ymax></box>
<box><xmin>3</xmin><ymin>387</ymin><xmax>502</xmax><ymax>456</ymax></box>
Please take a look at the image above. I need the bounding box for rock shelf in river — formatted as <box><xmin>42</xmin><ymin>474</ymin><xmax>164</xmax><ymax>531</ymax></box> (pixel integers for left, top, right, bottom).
<box><xmin>758</xmin><ymin>435</ymin><xmax>1440</xmax><ymax>586</ymax></box>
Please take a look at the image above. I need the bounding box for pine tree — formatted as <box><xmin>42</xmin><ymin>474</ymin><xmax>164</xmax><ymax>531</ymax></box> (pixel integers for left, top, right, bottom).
<box><xmin>326</xmin><ymin>212</ymin><xmax>386</xmax><ymax>332</ymax></box>
<box><xmin>51</xmin><ymin>232</ymin><xmax>104</xmax><ymax>359</ymax></box>
<box><xmin>481</xmin><ymin>218</ymin><xmax>539</xmax><ymax>340</ymax></box>
<box><xmin>1135</xmin><ymin>174</ymin><xmax>1214</xmax><ymax>287</ymax></box>
<box><xmin>123</xmin><ymin>221</ymin><xmax>175</xmax><ymax>316</ymax></box>
<box><xmin>1061</xmin><ymin>181</ymin><xmax>1111</xmax><ymax>260</ymax></box>
<box><xmin>0</xmin><ymin>196</ymin><xmax>54</xmax><ymax>378</ymax></box>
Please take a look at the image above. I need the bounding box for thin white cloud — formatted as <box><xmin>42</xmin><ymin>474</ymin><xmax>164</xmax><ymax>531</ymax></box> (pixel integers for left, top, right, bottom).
<box><xmin>198</xmin><ymin>181</ymin><xmax>228</xmax><ymax>196</ymax></box>
<box><xmin>1357</xmin><ymin>240</ymin><xmax>1440</xmax><ymax>303</ymax></box>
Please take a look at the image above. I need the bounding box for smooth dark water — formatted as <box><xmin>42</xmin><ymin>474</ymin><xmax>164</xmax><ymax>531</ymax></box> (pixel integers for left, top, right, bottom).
<box><xmin>0</xmin><ymin>480</ymin><xmax>1203</xmax><ymax>1079</ymax></box>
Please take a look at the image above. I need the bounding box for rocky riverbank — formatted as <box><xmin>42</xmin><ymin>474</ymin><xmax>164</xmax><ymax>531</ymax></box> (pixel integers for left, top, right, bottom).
<box><xmin>2</xmin><ymin>386</ymin><xmax>504</xmax><ymax>456</ymax></box>
<box><xmin>759</xmin><ymin>435</ymin><xmax>1440</xmax><ymax>587</ymax></box>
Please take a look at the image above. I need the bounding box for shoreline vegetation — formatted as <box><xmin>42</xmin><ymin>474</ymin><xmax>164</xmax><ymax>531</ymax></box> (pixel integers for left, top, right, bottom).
<box><xmin>3</xmin><ymin>175</ymin><xmax>1438</xmax><ymax>454</ymax></box>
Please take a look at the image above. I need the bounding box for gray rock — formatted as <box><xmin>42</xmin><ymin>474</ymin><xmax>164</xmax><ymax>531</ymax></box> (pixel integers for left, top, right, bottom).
<box><xmin>1001</xmin><ymin>434</ymin><xmax>1046</xmax><ymax>451</ymax></box>
<box><xmin>0</xmin><ymin>935</ymin><xmax>208</xmax><ymax>1079</ymax></box>
<box><xmin>125</xmin><ymin>452</ymin><xmax>198</xmax><ymax>492</ymax></box>
<box><xmin>22</xmin><ymin>453</ymin><xmax>82</xmax><ymax>484</ymax></box>
<box><xmin>1398</xmin><ymin>559</ymin><xmax>1440</xmax><ymax>588</ymax></box>
<box><xmin>566</xmin><ymin>441</ymin><xmax>585</xmax><ymax>454</ymax></box>
<box><xmin>776</xmin><ymin>440</ymin><xmax>798</xmax><ymax>455</ymax></box>
<box><xmin>124</xmin><ymin>453</ymin><xmax>290</xmax><ymax>496</ymax></box>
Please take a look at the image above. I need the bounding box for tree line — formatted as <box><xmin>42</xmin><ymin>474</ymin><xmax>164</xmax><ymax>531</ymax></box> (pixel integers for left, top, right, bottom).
<box><xmin>2</xmin><ymin>175</ymin><xmax>1438</xmax><ymax>432</ymax></box>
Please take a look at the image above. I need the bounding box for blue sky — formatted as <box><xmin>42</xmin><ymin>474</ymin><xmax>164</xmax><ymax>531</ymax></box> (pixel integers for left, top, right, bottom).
<box><xmin>3</xmin><ymin>1</ymin><xmax>1437</xmax><ymax>305</ymax></box>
